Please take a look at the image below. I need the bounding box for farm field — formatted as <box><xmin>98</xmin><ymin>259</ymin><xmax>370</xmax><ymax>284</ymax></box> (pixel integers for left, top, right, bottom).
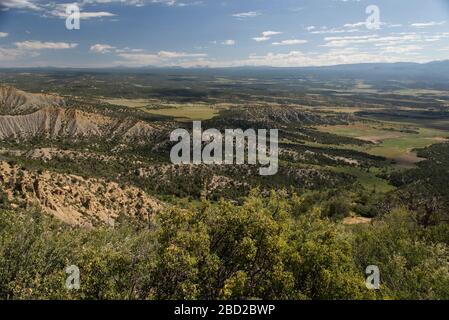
<box><xmin>102</xmin><ymin>98</ymin><xmax>221</xmax><ymax>121</ymax></box>
<box><xmin>317</xmin><ymin>122</ymin><xmax>449</xmax><ymax>167</ymax></box>
<box><xmin>143</xmin><ymin>105</ymin><xmax>221</xmax><ymax>121</ymax></box>
<box><xmin>101</xmin><ymin>98</ymin><xmax>158</xmax><ymax>108</ymax></box>
<box><xmin>330</xmin><ymin>166</ymin><xmax>395</xmax><ymax>193</ymax></box>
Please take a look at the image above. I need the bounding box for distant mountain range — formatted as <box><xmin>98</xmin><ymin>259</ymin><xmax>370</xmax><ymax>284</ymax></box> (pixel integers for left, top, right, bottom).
<box><xmin>295</xmin><ymin>60</ymin><xmax>449</xmax><ymax>81</ymax></box>
<box><xmin>1</xmin><ymin>60</ymin><xmax>449</xmax><ymax>82</ymax></box>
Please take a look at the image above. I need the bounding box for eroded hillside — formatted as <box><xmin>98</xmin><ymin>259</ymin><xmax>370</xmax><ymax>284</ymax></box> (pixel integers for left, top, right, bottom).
<box><xmin>0</xmin><ymin>85</ymin><xmax>166</xmax><ymax>142</ymax></box>
<box><xmin>0</xmin><ymin>85</ymin><xmax>65</xmax><ymax>115</ymax></box>
<box><xmin>0</xmin><ymin>161</ymin><xmax>162</xmax><ymax>227</ymax></box>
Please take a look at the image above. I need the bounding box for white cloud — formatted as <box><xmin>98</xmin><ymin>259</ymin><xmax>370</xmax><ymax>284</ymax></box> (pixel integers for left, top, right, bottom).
<box><xmin>176</xmin><ymin>1</ymin><xmax>203</xmax><ymax>7</ymax></box>
<box><xmin>232</xmin><ymin>11</ymin><xmax>260</xmax><ymax>19</ymax></box>
<box><xmin>81</xmin><ymin>0</ymin><xmax>201</xmax><ymax>7</ymax></box>
<box><xmin>81</xmin><ymin>0</ymin><xmax>144</xmax><ymax>5</ymax></box>
<box><xmin>79</xmin><ymin>11</ymin><xmax>116</xmax><ymax>19</ymax></box>
<box><xmin>115</xmin><ymin>47</ymin><xmax>144</xmax><ymax>53</ymax></box>
<box><xmin>1</xmin><ymin>0</ymin><xmax>199</xmax><ymax>18</ymax></box>
<box><xmin>322</xmin><ymin>32</ymin><xmax>449</xmax><ymax>48</ymax></box>
<box><xmin>253</xmin><ymin>31</ymin><xmax>281</xmax><ymax>42</ymax></box>
<box><xmin>0</xmin><ymin>0</ymin><xmax>40</xmax><ymax>11</ymax></box>
<box><xmin>253</xmin><ymin>37</ymin><xmax>270</xmax><ymax>42</ymax></box>
<box><xmin>0</xmin><ymin>32</ymin><xmax>8</xmax><ymax>38</ymax></box>
<box><xmin>343</xmin><ymin>22</ymin><xmax>366</xmax><ymax>28</ymax></box>
<box><xmin>312</xmin><ymin>28</ymin><xmax>360</xmax><ymax>35</ymax></box>
<box><xmin>211</xmin><ymin>39</ymin><xmax>236</xmax><ymax>46</ymax></box>
<box><xmin>381</xmin><ymin>45</ymin><xmax>422</xmax><ymax>54</ymax></box>
<box><xmin>117</xmin><ymin>53</ymin><xmax>161</xmax><ymax>65</ymax></box>
<box><xmin>0</xmin><ymin>1</ymin><xmax>117</xmax><ymax>21</ymax></box>
<box><xmin>323</xmin><ymin>34</ymin><xmax>416</xmax><ymax>47</ymax></box>
<box><xmin>262</xmin><ymin>31</ymin><xmax>282</xmax><ymax>37</ymax></box>
<box><xmin>411</xmin><ymin>21</ymin><xmax>446</xmax><ymax>28</ymax></box>
<box><xmin>0</xmin><ymin>47</ymin><xmax>27</xmax><ymax>61</ymax></box>
<box><xmin>15</xmin><ymin>41</ymin><xmax>78</xmax><ymax>50</ymax></box>
<box><xmin>221</xmin><ymin>39</ymin><xmax>236</xmax><ymax>46</ymax></box>
<box><xmin>47</xmin><ymin>3</ymin><xmax>116</xmax><ymax>20</ymax></box>
<box><xmin>193</xmin><ymin>46</ymin><xmax>432</xmax><ymax>68</ymax></box>
<box><xmin>309</xmin><ymin>25</ymin><xmax>361</xmax><ymax>35</ymax></box>
<box><xmin>157</xmin><ymin>50</ymin><xmax>207</xmax><ymax>58</ymax></box>
<box><xmin>307</xmin><ymin>20</ymin><xmax>399</xmax><ymax>35</ymax></box>
<box><xmin>90</xmin><ymin>44</ymin><xmax>116</xmax><ymax>53</ymax></box>
<box><xmin>272</xmin><ymin>39</ymin><xmax>308</xmax><ymax>46</ymax></box>
<box><xmin>116</xmin><ymin>50</ymin><xmax>208</xmax><ymax>66</ymax></box>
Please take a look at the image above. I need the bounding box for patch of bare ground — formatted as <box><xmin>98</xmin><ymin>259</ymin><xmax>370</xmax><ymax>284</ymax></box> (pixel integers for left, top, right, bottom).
<box><xmin>342</xmin><ymin>216</ymin><xmax>372</xmax><ymax>225</ymax></box>
<box><xmin>394</xmin><ymin>152</ymin><xmax>426</xmax><ymax>167</ymax></box>
<box><xmin>355</xmin><ymin>133</ymin><xmax>402</xmax><ymax>144</ymax></box>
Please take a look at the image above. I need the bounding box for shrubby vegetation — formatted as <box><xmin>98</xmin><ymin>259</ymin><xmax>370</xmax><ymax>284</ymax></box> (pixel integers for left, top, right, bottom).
<box><xmin>1</xmin><ymin>190</ymin><xmax>447</xmax><ymax>300</ymax></box>
<box><xmin>388</xmin><ymin>143</ymin><xmax>449</xmax><ymax>226</ymax></box>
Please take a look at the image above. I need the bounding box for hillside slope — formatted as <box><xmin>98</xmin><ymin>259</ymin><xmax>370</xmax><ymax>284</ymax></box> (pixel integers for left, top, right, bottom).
<box><xmin>0</xmin><ymin>85</ymin><xmax>65</xmax><ymax>115</ymax></box>
<box><xmin>0</xmin><ymin>161</ymin><xmax>163</xmax><ymax>226</ymax></box>
<box><xmin>0</xmin><ymin>85</ymin><xmax>164</xmax><ymax>142</ymax></box>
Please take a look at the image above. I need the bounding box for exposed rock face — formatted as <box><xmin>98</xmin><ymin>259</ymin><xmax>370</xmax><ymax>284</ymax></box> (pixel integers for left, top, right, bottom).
<box><xmin>0</xmin><ymin>107</ymin><xmax>102</xmax><ymax>139</ymax></box>
<box><xmin>0</xmin><ymin>161</ymin><xmax>163</xmax><ymax>227</ymax></box>
<box><xmin>0</xmin><ymin>104</ymin><xmax>162</xmax><ymax>142</ymax></box>
<box><xmin>0</xmin><ymin>86</ymin><xmax>168</xmax><ymax>226</ymax></box>
<box><xmin>0</xmin><ymin>85</ymin><xmax>65</xmax><ymax>115</ymax></box>
<box><xmin>0</xmin><ymin>85</ymin><xmax>164</xmax><ymax>142</ymax></box>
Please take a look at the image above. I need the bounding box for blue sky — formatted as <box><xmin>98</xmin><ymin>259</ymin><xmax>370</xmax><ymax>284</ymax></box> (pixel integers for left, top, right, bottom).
<box><xmin>0</xmin><ymin>0</ymin><xmax>449</xmax><ymax>67</ymax></box>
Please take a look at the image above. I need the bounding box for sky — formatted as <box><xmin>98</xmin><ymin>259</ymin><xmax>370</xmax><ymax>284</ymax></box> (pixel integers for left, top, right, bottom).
<box><xmin>0</xmin><ymin>0</ymin><xmax>449</xmax><ymax>68</ymax></box>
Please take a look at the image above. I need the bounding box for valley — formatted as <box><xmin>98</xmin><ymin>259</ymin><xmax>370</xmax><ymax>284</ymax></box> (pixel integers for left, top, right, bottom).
<box><xmin>0</xmin><ymin>65</ymin><xmax>448</xmax><ymax>300</ymax></box>
<box><xmin>1</xmin><ymin>67</ymin><xmax>449</xmax><ymax>222</ymax></box>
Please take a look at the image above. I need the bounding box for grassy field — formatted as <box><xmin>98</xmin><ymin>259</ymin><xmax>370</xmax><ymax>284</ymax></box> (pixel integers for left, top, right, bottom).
<box><xmin>317</xmin><ymin>122</ymin><xmax>406</xmax><ymax>143</ymax></box>
<box><xmin>144</xmin><ymin>105</ymin><xmax>220</xmax><ymax>121</ymax></box>
<box><xmin>102</xmin><ymin>98</ymin><xmax>221</xmax><ymax>121</ymax></box>
<box><xmin>317</xmin><ymin>122</ymin><xmax>449</xmax><ymax>168</ymax></box>
<box><xmin>101</xmin><ymin>98</ymin><xmax>157</xmax><ymax>108</ymax></box>
<box><xmin>329</xmin><ymin>166</ymin><xmax>395</xmax><ymax>193</ymax></box>
<box><xmin>290</xmin><ymin>160</ymin><xmax>395</xmax><ymax>193</ymax></box>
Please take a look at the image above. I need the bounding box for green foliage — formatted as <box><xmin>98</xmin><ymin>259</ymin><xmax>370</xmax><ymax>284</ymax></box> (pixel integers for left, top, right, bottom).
<box><xmin>0</xmin><ymin>191</ymin><xmax>448</xmax><ymax>300</ymax></box>
<box><xmin>352</xmin><ymin>208</ymin><xmax>449</xmax><ymax>299</ymax></box>
<box><xmin>322</xmin><ymin>197</ymin><xmax>351</xmax><ymax>219</ymax></box>
<box><xmin>388</xmin><ymin>143</ymin><xmax>449</xmax><ymax>225</ymax></box>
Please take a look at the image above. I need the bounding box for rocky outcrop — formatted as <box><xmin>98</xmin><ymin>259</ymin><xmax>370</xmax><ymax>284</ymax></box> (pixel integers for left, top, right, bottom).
<box><xmin>0</xmin><ymin>161</ymin><xmax>163</xmax><ymax>227</ymax></box>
